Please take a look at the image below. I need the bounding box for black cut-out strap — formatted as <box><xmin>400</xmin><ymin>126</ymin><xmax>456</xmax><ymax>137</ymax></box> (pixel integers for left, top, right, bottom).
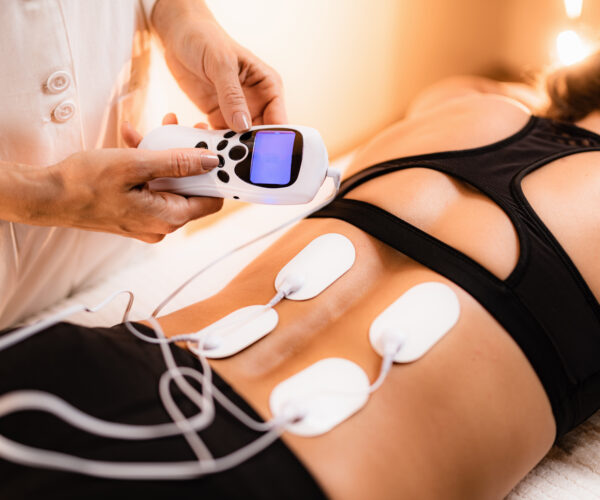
<box><xmin>309</xmin><ymin>198</ymin><xmax>575</xmax><ymax>435</ymax></box>
<box><xmin>509</xmin><ymin>147</ymin><xmax>600</xmax><ymax>322</ymax></box>
<box><xmin>337</xmin><ymin>115</ymin><xmax>538</xmax><ymax>197</ymax></box>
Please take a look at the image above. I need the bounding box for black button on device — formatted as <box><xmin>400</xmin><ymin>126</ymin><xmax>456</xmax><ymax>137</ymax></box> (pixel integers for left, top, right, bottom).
<box><xmin>240</xmin><ymin>132</ymin><xmax>252</xmax><ymax>142</ymax></box>
<box><xmin>217</xmin><ymin>140</ymin><xmax>228</xmax><ymax>151</ymax></box>
<box><xmin>217</xmin><ymin>154</ymin><xmax>225</xmax><ymax>168</ymax></box>
<box><xmin>217</xmin><ymin>170</ymin><xmax>230</xmax><ymax>183</ymax></box>
<box><xmin>228</xmin><ymin>146</ymin><xmax>246</xmax><ymax>160</ymax></box>
<box><xmin>223</xmin><ymin>130</ymin><xmax>236</xmax><ymax>138</ymax></box>
<box><xmin>195</xmin><ymin>141</ymin><xmax>208</xmax><ymax>149</ymax></box>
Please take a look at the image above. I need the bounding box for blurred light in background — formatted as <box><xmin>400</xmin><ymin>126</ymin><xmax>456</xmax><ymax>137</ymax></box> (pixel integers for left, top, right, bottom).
<box><xmin>147</xmin><ymin>0</ymin><xmax>511</xmax><ymax>159</ymax></box>
<box><xmin>147</xmin><ymin>0</ymin><xmax>599</xmax><ymax>154</ymax></box>
<box><xmin>556</xmin><ymin>30</ymin><xmax>590</xmax><ymax>66</ymax></box>
<box><xmin>564</xmin><ymin>0</ymin><xmax>583</xmax><ymax>19</ymax></box>
<box><xmin>554</xmin><ymin>0</ymin><xmax>590</xmax><ymax>66</ymax></box>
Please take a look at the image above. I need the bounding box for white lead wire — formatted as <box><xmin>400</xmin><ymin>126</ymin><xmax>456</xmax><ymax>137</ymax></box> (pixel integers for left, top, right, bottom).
<box><xmin>0</xmin><ymin>425</ymin><xmax>287</xmax><ymax>480</ymax></box>
<box><xmin>0</xmin><ymin>289</ymin><xmax>133</xmax><ymax>352</ymax></box>
<box><xmin>369</xmin><ymin>353</ymin><xmax>396</xmax><ymax>393</ymax></box>
<box><xmin>0</xmin><ymin>299</ymin><xmax>289</xmax><ymax>479</ymax></box>
<box><xmin>150</xmin><ymin>172</ymin><xmax>341</xmax><ymax>319</ymax></box>
<box><xmin>0</xmin><ymin>174</ymin><xmax>343</xmax><ymax>479</ymax></box>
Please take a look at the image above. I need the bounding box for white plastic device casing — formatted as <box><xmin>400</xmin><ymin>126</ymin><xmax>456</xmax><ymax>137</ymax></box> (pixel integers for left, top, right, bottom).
<box><xmin>274</xmin><ymin>233</ymin><xmax>356</xmax><ymax>300</ymax></box>
<box><xmin>138</xmin><ymin>124</ymin><xmax>329</xmax><ymax>205</ymax></box>
<box><xmin>369</xmin><ymin>282</ymin><xmax>460</xmax><ymax>363</ymax></box>
<box><xmin>269</xmin><ymin>358</ymin><xmax>369</xmax><ymax>436</ymax></box>
<box><xmin>188</xmin><ymin>305</ymin><xmax>279</xmax><ymax>359</ymax></box>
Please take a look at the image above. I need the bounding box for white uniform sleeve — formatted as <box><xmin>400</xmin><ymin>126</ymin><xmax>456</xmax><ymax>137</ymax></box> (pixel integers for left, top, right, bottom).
<box><xmin>0</xmin><ymin>0</ymin><xmax>148</xmax><ymax>328</ymax></box>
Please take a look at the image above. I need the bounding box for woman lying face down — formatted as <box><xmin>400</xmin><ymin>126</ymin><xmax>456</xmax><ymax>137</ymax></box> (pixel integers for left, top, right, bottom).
<box><xmin>2</xmin><ymin>51</ymin><xmax>600</xmax><ymax>499</ymax></box>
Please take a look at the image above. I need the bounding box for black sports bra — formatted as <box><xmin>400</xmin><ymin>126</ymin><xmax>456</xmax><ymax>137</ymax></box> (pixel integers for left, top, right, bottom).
<box><xmin>310</xmin><ymin>116</ymin><xmax>600</xmax><ymax>438</ymax></box>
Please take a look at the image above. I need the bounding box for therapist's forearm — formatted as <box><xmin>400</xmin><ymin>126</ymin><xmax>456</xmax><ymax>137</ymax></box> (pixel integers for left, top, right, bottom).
<box><xmin>0</xmin><ymin>162</ymin><xmax>61</xmax><ymax>225</ymax></box>
<box><xmin>151</xmin><ymin>0</ymin><xmax>214</xmax><ymax>39</ymax></box>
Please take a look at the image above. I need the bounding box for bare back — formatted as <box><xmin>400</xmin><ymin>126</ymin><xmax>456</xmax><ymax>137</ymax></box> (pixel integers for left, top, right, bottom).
<box><xmin>158</xmin><ymin>95</ymin><xmax>600</xmax><ymax>499</ymax></box>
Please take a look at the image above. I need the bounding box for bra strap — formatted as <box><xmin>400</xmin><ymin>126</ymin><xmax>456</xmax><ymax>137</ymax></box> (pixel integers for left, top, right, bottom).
<box><xmin>309</xmin><ymin>197</ymin><xmax>575</xmax><ymax>435</ymax></box>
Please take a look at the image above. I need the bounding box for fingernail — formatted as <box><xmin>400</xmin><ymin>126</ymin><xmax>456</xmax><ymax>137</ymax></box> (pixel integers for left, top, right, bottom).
<box><xmin>233</xmin><ymin>111</ymin><xmax>250</xmax><ymax>132</ymax></box>
<box><xmin>201</xmin><ymin>154</ymin><xmax>219</xmax><ymax>169</ymax></box>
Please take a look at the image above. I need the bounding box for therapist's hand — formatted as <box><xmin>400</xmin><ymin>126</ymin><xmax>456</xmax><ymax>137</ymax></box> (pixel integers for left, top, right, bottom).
<box><xmin>46</xmin><ymin>146</ymin><xmax>222</xmax><ymax>243</ymax></box>
<box><xmin>151</xmin><ymin>0</ymin><xmax>287</xmax><ymax>131</ymax></box>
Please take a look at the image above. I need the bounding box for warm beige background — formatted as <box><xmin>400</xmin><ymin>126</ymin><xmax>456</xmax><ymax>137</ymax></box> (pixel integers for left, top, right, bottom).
<box><xmin>146</xmin><ymin>0</ymin><xmax>599</xmax><ymax>159</ymax></box>
<box><xmin>503</xmin><ymin>0</ymin><xmax>598</xmax><ymax>71</ymax></box>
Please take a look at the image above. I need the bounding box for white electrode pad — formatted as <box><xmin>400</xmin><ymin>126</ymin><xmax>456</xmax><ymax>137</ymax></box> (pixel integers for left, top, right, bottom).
<box><xmin>274</xmin><ymin>233</ymin><xmax>355</xmax><ymax>301</ymax></box>
<box><xmin>269</xmin><ymin>358</ymin><xmax>369</xmax><ymax>437</ymax></box>
<box><xmin>369</xmin><ymin>282</ymin><xmax>460</xmax><ymax>363</ymax></box>
<box><xmin>189</xmin><ymin>305</ymin><xmax>279</xmax><ymax>359</ymax></box>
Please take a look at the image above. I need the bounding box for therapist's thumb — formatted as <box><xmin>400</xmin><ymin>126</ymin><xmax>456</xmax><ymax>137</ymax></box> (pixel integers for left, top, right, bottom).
<box><xmin>127</xmin><ymin>149</ymin><xmax>219</xmax><ymax>186</ymax></box>
<box><xmin>214</xmin><ymin>66</ymin><xmax>252</xmax><ymax>132</ymax></box>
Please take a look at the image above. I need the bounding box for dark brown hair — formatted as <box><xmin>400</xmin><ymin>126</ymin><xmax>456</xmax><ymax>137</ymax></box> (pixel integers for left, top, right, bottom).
<box><xmin>544</xmin><ymin>50</ymin><xmax>600</xmax><ymax>122</ymax></box>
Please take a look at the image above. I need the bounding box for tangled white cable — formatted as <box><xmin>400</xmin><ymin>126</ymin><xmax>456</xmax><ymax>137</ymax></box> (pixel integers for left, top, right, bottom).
<box><xmin>0</xmin><ymin>173</ymin><xmax>342</xmax><ymax>480</ymax></box>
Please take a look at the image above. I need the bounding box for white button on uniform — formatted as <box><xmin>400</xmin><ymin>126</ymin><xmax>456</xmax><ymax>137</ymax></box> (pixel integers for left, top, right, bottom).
<box><xmin>46</xmin><ymin>71</ymin><xmax>72</xmax><ymax>94</ymax></box>
<box><xmin>52</xmin><ymin>100</ymin><xmax>76</xmax><ymax>123</ymax></box>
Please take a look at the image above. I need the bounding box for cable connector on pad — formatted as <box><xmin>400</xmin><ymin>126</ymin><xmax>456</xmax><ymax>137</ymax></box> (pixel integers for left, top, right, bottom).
<box><xmin>189</xmin><ymin>305</ymin><xmax>279</xmax><ymax>359</ymax></box>
<box><xmin>381</xmin><ymin>328</ymin><xmax>408</xmax><ymax>357</ymax></box>
<box><xmin>200</xmin><ymin>334</ymin><xmax>221</xmax><ymax>351</ymax></box>
<box><xmin>269</xmin><ymin>358</ymin><xmax>369</xmax><ymax>436</ymax></box>
<box><xmin>274</xmin><ymin>233</ymin><xmax>355</xmax><ymax>301</ymax></box>
<box><xmin>278</xmin><ymin>273</ymin><xmax>305</xmax><ymax>298</ymax></box>
<box><xmin>369</xmin><ymin>282</ymin><xmax>460</xmax><ymax>363</ymax></box>
<box><xmin>326</xmin><ymin>167</ymin><xmax>342</xmax><ymax>192</ymax></box>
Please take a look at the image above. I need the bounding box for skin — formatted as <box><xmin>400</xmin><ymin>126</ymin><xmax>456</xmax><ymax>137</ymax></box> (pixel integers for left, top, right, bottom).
<box><xmin>151</xmin><ymin>0</ymin><xmax>287</xmax><ymax>129</ymax></box>
<box><xmin>0</xmin><ymin>0</ymin><xmax>286</xmax><ymax>243</ymax></box>
<box><xmin>150</xmin><ymin>82</ymin><xmax>600</xmax><ymax>499</ymax></box>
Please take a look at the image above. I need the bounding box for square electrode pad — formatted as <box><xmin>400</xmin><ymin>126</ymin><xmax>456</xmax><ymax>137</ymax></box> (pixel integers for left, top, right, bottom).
<box><xmin>189</xmin><ymin>305</ymin><xmax>279</xmax><ymax>359</ymax></box>
<box><xmin>269</xmin><ymin>358</ymin><xmax>369</xmax><ymax>436</ymax></box>
<box><xmin>274</xmin><ymin>233</ymin><xmax>356</xmax><ymax>300</ymax></box>
<box><xmin>369</xmin><ymin>282</ymin><xmax>460</xmax><ymax>363</ymax></box>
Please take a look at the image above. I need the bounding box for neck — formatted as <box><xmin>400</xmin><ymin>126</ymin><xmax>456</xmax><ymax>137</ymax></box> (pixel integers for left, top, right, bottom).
<box><xmin>575</xmin><ymin>111</ymin><xmax>600</xmax><ymax>135</ymax></box>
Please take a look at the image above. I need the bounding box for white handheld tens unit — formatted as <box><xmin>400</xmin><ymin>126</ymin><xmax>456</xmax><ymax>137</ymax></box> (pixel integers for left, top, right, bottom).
<box><xmin>138</xmin><ymin>124</ymin><xmax>329</xmax><ymax>204</ymax></box>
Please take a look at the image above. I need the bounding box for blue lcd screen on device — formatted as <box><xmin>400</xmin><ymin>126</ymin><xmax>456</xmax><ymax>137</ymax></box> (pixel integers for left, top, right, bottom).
<box><xmin>250</xmin><ymin>131</ymin><xmax>295</xmax><ymax>185</ymax></box>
